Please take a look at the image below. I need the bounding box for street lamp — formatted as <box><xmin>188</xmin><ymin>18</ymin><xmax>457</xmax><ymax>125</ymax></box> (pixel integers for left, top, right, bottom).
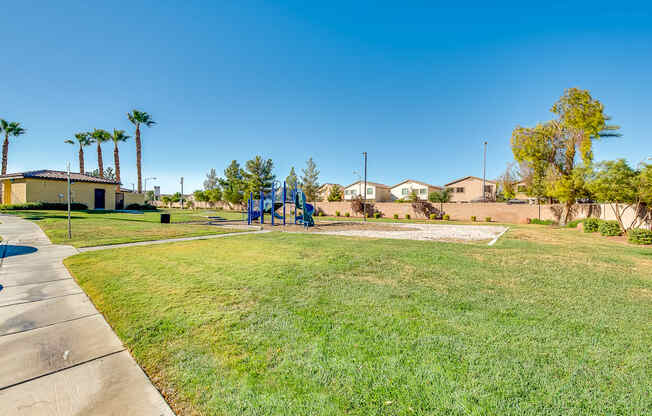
<box><xmin>144</xmin><ymin>176</ymin><xmax>157</xmax><ymax>193</ymax></box>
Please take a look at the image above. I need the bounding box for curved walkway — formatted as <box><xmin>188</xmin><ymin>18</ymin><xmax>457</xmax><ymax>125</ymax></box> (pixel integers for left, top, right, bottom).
<box><xmin>0</xmin><ymin>214</ymin><xmax>175</xmax><ymax>415</ymax></box>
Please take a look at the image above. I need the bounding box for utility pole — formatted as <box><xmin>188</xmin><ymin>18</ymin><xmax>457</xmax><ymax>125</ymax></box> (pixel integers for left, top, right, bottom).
<box><xmin>482</xmin><ymin>141</ymin><xmax>487</xmax><ymax>202</ymax></box>
<box><xmin>67</xmin><ymin>162</ymin><xmax>71</xmax><ymax>239</ymax></box>
<box><xmin>363</xmin><ymin>152</ymin><xmax>367</xmax><ymax>221</ymax></box>
<box><xmin>180</xmin><ymin>177</ymin><xmax>184</xmax><ymax>209</ymax></box>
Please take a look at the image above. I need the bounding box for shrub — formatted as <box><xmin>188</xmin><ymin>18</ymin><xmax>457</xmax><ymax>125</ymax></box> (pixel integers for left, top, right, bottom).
<box><xmin>126</xmin><ymin>203</ymin><xmax>157</xmax><ymax>211</ymax></box>
<box><xmin>565</xmin><ymin>219</ymin><xmax>585</xmax><ymax>228</ymax></box>
<box><xmin>350</xmin><ymin>196</ymin><xmax>375</xmax><ymax>217</ymax></box>
<box><xmin>345</xmin><ymin>212</ymin><xmax>350</xmax><ymax>217</ymax></box>
<box><xmin>529</xmin><ymin>218</ymin><xmax>555</xmax><ymax>225</ymax></box>
<box><xmin>335</xmin><ymin>210</ymin><xmax>341</xmax><ymax>217</ymax></box>
<box><xmin>393</xmin><ymin>213</ymin><xmax>399</xmax><ymax>219</ymax></box>
<box><xmin>443</xmin><ymin>214</ymin><xmax>450</xmax><ymax>220</ymax></box>
<box><xmin>599</xmin><ymin>220</ymin><xmax>622</xmax><ymax>236</ymax></box>
<box><xmin>429</xmin><ymin>213</ymin><xmax>436</xmax><ymax>220</ymax></box>
<box><xmin>583</xmin><ymin>218</ymin><xmax>601</xmax><ymax>233</ymax></box>
<box><xmin>405</xmin><ymin>214</ymin><xmax>411</xmax><ymax>219</ymax></box>
<box><xmin>0</xmin><ymin>202</ymin><xmax>88</xmax><ymax>211</ymax></box>
<box><xmin>374</xmin><ymin>212</ymin><xmax>382</xmax><ymax>219</ymax></box>
<box><xmin>411</xmin><ymin>199</ymin><xmax>439</xmax><ymax>219</ymax></box>
<box><xmin>471</xmin><ymin>216</ymin><xmax>477</xmax><ymax>222</ymax></box>
<box><xmin>628</xmin><ymin>228</ymin><xmax>652</xmax><ymax>245</ymax></box>
<box><xmin>485</xmin><ymin>217</ymin><xmax>492</xmax><ymax>222</ymax></box>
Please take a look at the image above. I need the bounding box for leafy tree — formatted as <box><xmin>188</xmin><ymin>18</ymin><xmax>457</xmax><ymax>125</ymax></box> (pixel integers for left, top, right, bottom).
<box><xmin>497</xmin><ymin>163</ymin><xmax>518</xmax><ymax>200</ymax></box>
<box><xmin>588</xmin><ymin>159</ymin><xmax>651</xmax><ymax>231</ymax></box>
<box><xmin>286</xmin><ymin>167</ymin><xmax>298</xmax><ymax>193</ymax></box>
<box><xmin>327</xmin><ymin>184</ymin><xmax>343</xmax><ymax>202</ymax></box>
<box><xmin>203</xmin><ymin>168</ymin><xmax>219</xmax><ymax>190</ymax></box>
<box><xmin>244</xmin><ymin>155</ymin><xmax>275</xmax><ymax>196</ymax></box>
<box><xmin>161</xmin><ymin>195</ymin><xmax>172</xmax><ymax>207</ymax></box>
<box><xmin>171</xmin><ymin>192</ymin><xmax>182</xmax><ymax>203</ymax></box>
<box><xmin>145</xmin><ymin>190</ymin><xmax>155</xmax><ymax>202</ymax></box>
<box><xmin>206</xmin><ymin>188</ymin><xmax>222</xmax><ymax>206</ymax></box>
<box><xmin>127</xmin><ymin>110</ymin><xmax>156</xmax><ymax>193</ymax></box>
<box><xmin>194</xmin><ymin>190</ymin><xmax>209</xmax><ymax>203</ymax></box>
<box><xmin>300</xmin><ymin>157</ymin><xmax>320</xmax><ymax>202</ymax></box>
<box><xmin>220</xmin><ymin>160</ymin><xmax>245</xmax><ymax>206</ymax></box>
<box><xmin>65</xmin><ymin>132</ymin><xmax>92</xmax><ymax>174</ymax></box>
<box><xmin>0</xmin><ymin>119</ymin><xmax>26</xmax><ymax>175</ymax></box>
<box><xmin>428</xmin><ymin>189</ymin><xmax>451</xmax><ymax>213</ymax></box>
<box><xmin>110</xmin><ymin>129</ymin><xmax>130</xmax><ymax>185</ymax></box>
<box><xmin>91</xmin><ymin>129</ymin><xmax>111</xmax><ymax>178</ymax></box>
<box><xmin>511</xmin><ymin>88</ymin><xmax>619</xmax><ymax>224</ymax></box>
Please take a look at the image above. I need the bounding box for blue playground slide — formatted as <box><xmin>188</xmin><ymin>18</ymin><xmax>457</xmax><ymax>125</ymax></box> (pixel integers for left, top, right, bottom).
<box><xmin>295</xmin><ymin>190</ymin><xmax>314</xmax><ymax>227</ymax></box>
<box><xmin>247</xmin><ymin>183</ymin><xmax>314</xmax><ymax>227</ymax></box>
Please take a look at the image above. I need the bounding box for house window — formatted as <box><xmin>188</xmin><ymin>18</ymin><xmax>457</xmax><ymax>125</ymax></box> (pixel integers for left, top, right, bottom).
<box><xmin>367</xmin><ymin>188</ymin><xmax>373</xmax><ymax>194</ymax></box>
<box><xmin>484</xmin><ymin>185</ymin><xmax>493</xmax><ymax>193</ymax></box>
<box><xmin>456</xmin><ymin>187</ymin><xmax>464</xmax><ymax>193</ymax></box>
<box><xmin>401</xmin><ymin>188</ymin><xmax>409</xmax><ymax>195</ymax></box>
<box><xmin>351</xmin><ymin>189</ymin><xmax>357</xmax><ymax>196</ymax></box>
<box><xmin>345</xmin><ymin>190</ymin><xmax>350</xmax><ymax>195</ymax></box>
<box><xmin>419</xmin><ymin>188</ymin><xmax>426</xmax><ymax>194</ymax></box>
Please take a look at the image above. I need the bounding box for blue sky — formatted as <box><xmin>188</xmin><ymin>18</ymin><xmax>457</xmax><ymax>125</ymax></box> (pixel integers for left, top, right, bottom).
<box><xmin>2</xmin><ymin>1</ymin><xmax>651</xmax><ymax>193</ymax></box>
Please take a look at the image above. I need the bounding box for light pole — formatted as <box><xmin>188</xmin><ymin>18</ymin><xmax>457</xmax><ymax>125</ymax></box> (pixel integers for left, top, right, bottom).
<box><xmin>67</xmin><ymin>162</ymin><xmax>71</xmax><ymax>239</ymax></box>
<box><xmin>363</xmin><ymin>152</ymin><xmax>367</xmax><ymax>221</ymax></box>
<box><xmin>482</xmin><ymin>141</ymin><xmax>487</xmax><ymax>202</ymax></box>
<box><xmin>144</xmin><ymin>176</ymin><xmax>157</xmax><ymax>193</ymax></box>
<box><xmin>180</xmin><ymin>177</ymin><xmax>184</xmax><ymax>209</ymax></box>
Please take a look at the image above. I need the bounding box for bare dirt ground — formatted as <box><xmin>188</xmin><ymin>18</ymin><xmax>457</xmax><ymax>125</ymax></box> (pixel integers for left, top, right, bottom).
<box><xmin>260</xmin><ymin>221</ymin><xmax>416</xmax><ymax>233</ymax></box>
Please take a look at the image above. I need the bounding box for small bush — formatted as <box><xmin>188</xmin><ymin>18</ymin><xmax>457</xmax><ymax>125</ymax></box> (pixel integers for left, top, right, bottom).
<box><xmin>319</xmin><ymin>212</ymin><xmax>325</xmax><ymax>217</ymax></box>
<box><xmin>429</xmin><ymin>213</ymin><xmax>436</xmax><ymax>220</ymax></box>
<box><xmin>485</xmin><ymin>217</ymin><xmax>492</xmax><ymax>222</ymax></box>
<box><xmin>628</xmin><ymin>228</ymin><xmax>652</xmax><ymax>245</ymax></box>
<box><xmin>443</xmin><ymin>214</ymin><xmax>450</xmax><ymax>220</ymax></box>
<box><xmin>471</xmin><ymin>216</ymin><xmax>476</xmax><ymax>222</ymax></box>
<box><xmin>393</xmin><ymin>213</ymin><xmax>399</xmax><ymax>219</ymax></box>
<box><xmin>529</xmin><ymin>218</ymin><xmax>555</xmax><ymax>225</ymax></box>
<box><xmin>345</xmin><ymin>212</ymin><xmax>350</xmax><ymax>217</ymax></box>
<box><xmin>599</xmin><ymin>220</ymin><xmax>622</xmax><ymax>236</ymax></box>
<box><xmin>405</xmin><ymin>214</ymin><xmax>411</xmax><ymax>219</ymax></box>
<box><xmin>583</xmin><ymin>218</ymin><xmax>601</xmax><ymax>233</ymax></box>
<box><xmin>0</xmin><ymin>202</ymin><xmax>88</xmax><ymax>211</ymax></box>
<box><xmin>565</xmin><ymin>219</ymin><xmax>584</xmax><ymax>228</ymax></box>
<box><xmin>335</xmin><ymin>210</ymin><xmax>340</xmax><ymax>217</ymax></box>
<box><xmin>374</xmin><ymin>212</ymin><xmax>382</xmax><ymax>219</ymax></box>
<box><xmin>126</xmin><ymin>203</ymin><xmax>157</xmax><ymax>211</ymax></box>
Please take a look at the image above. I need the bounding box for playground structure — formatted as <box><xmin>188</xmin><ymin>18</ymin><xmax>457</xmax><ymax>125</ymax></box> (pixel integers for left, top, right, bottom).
<box><xmin>247</xmin><ymin>181</ymin><xmax>315</xmax><ymax>227</ymax></box>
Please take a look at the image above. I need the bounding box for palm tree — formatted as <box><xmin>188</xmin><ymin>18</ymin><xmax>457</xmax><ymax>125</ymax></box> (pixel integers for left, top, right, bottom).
<box><xmin>64</xmin><ymin>132</ymin><xmax>92</xmax><ymax>174</ymax></box>
<box><xmin>91</xmin><ymin>129</ymin><xmax>111</xmax><ymax>178</ymax></box>
<box><xmin>0</xmin><ymin>120</ymin><xmax>26</xmax><ymax>175</ymax></box>
<box><xmin>110</xmin><ymin>129</ymin><xmax>130</xmax><ymax>184</ymax></box>
<box><xmin>127</xmin><ymin>110</ymin><xmax>156</xmax><ymax>193</ymax></box>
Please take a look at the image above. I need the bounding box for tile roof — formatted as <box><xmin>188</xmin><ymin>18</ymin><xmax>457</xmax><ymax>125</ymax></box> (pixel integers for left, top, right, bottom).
<box><xmin>0</xmin><ymin>170</ymin><xmax>120</xmax><ymax>184</ymax></box>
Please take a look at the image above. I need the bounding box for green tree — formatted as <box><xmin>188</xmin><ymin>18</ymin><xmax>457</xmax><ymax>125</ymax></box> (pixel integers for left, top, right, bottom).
<box><xmin>65</xmin><ymin>132</ymin><xmax>92</xmax><ymax>174</ymax></box>
<box><xmin>511</xmin><ymin>88</ymin><xmax>619</xmax><ymax>224</ymax></box>
<box><xmin>206</xmin><ymin>188</ymin><xmax>222</xmax><ymax>206</ymax></box>
<box><xmin>220</xmin><ymin>160</ymin><xmax>245</xmax><ymax>206</ymax></box>
<box><xmin>91</xmin><ymin>129</ymin><xmax>111</xmax><ymax>178</ymax></box>
<box><xmin>497</xmin><ymin>163</ymin><xmax>518</xmax><ymax>200</ymax></box>
<box><xmin>203</xmin><ymin>168</ymin><xmax>220</xmax><ymax>190</ymax></box>
<box><xmin>244</xmin><ymin>155</ymin><xmax>275</xmax><ymax>196</ymax></box>
<box><xmin>110</xmin><ymin>129</ymin><xmax>130</xmax><ymax>185</ymax></box>
<box><xmin>588</xmin><ymin>159</ymin><xmax>650</xmax><ymax>232</ymax></box>
<box><xmin>127</xmin><ymin>110</ymin><xmax>156</xmax><ymax>193</ymax></box>
<box><xmin>327</xmin><ymin>184</ymin><xmax>344</xmax><ymax>201</ymax></box>
<box><xmin>145</xmin><ymin>190</ymin><xmax>155</xmax><ymax>202</ymax></box>
<box><xmin>428</xmin><ymin>189</ymin><xmax>451</xmax><ymax>213</ymax></box>
<box><xmin>0</xmin><ymin>120</ymin><xmax>26</xmax><ymax>175</ymax></box>
<box><xmin>286</xmin><ymin>167</ymin><xmax>298</xmax><ymax>193</ymax></box>
<box><xmin>300</xmin><ymin>157</ymin><xmax>320</xmax><ymax>202</ymax></box>
<box><xmin>161</xmin><ymin>195</ymin><xmax>172</xmax><ymax>207</ymax></box>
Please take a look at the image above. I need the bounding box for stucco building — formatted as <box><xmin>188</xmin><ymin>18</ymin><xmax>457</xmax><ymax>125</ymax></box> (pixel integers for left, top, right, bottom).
<box><xmin>444</xmin><ymin>176</ymin><xmax>497</xmax><ymax>202</ymax></box>
<box><xmin>0</xmin><ymin>170</ymin><xmax>144</xmax><ymax>209</ymax></box>
<box><xmin>390</xmin><ymin>179</ymin><xmax>442</xmax><ymax>201</ymax></box>
<box><xmin>343</xmin><ymin>181</ymin><xmax>392</xmax><ymax>202</ymax></box>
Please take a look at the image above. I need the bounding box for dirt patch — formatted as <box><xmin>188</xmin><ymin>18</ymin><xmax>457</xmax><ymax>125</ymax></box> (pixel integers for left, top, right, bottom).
<box><xmin>261</xmin><ymin>221</ymin><xmax>417</xmax><ymax>233</ymax></box>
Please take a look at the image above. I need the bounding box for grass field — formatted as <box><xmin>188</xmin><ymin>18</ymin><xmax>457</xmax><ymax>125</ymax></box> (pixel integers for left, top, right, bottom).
<box><xmin>1</xmin><ymin>209</ymin><xmax>244</xmax><ymax>247</ymax></box>
<box><xmin>64</xmin><ymin>226</ymin><xmax>652</xmax><ymax>415</ymax></box>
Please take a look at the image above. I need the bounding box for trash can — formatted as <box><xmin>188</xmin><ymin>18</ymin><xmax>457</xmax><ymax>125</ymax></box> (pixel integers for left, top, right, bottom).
<box><xmin>160</xmin><ymin>213</ymin><xmax>171</xmax><ymax>224</ymax></box>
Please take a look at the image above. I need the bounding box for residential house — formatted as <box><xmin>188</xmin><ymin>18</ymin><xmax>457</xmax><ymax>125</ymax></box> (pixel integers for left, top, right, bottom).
<box><xmin>343</xmin><ymin>181</ymin><xmax>392</xmax><ymax>202</ymax></box>
<box><xmin>317</xmin><ymin>183</ymin><xmax>341</xmax><ymax>201</ymax></box>
<box><xmin>444</xmin><ymin>176</ymin><xmax>497</xmax><ymax>202</ymax></box>
<box><xmin>0</xmin><ymin>170</ymin><xmax>144</xmax><ymax>209</ymax></box>
<box><xmin>390</xmin><ymin>180</ymin><xmax>442</xmax><ymax>201</ymax></box>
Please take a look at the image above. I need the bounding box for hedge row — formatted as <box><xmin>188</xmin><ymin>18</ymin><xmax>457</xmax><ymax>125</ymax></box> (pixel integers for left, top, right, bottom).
<box><xmin>0</xmin><ymin>202</ymin><xmax>88</xmax><ymax>211</ymax></box>
<box><xmin>125</xmin><ymin>203</ymin><xmax>157</xmax><ymax>211</ymax></box>
<box><xmin>628</xmin><ymin>229</ymin><xmax>652</xmax><ymax>245</ymax></box>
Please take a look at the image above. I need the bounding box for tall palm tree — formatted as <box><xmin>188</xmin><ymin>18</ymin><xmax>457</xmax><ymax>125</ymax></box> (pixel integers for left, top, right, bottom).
<box><xmin>64</xmin><ymin>132</ymin><xmax>92</xmax><ymax>174</ymax></box>
<box><xmin>127</xmin><ymin>110</ymin><xmax>156</xmax><ymax>193</ymax></box>
<box><xmin>110</xmin><ymin>129</ymin><xmax>130</xmax><ymax>185</ymax></box>
<box><xmin>91</xmin><ymin>129</ymin><xmax>111</xmax><ymax>178</ymax></box>
<box><xmin>0</xmin><ymin>119</ymin><xmax>26</xmax><ymax>175</ymax></box>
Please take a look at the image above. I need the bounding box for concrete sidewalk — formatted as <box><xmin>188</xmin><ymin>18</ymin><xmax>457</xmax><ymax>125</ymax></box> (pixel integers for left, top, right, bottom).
<box><xmin>0</xmin><ymin>214</ymin><xmax>174</xmax><ymax>416</ymax></box>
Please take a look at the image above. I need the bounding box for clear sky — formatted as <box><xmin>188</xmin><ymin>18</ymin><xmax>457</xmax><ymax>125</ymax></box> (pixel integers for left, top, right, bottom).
<box><xmin>2</xmin><ymin>1</ymin><xmax>651</xmax><ymax>193</ymax></box>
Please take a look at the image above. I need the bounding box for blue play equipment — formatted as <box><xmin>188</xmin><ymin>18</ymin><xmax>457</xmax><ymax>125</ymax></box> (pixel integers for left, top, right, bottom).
<box><xmin>247</xmin><ymin>181</ymin><xmax>315</xmax><ymax>227</ymax></box>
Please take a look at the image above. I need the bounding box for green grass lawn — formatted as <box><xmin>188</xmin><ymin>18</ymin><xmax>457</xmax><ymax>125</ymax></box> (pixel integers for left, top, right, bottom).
<box><xmin>64</xmin><ymin>226</ymin><xmax>652</xmax><ymax>415</ymax></box>
<box><xmin>1</xmin><ymin>209</ymin><xmax>244</xmax><ymax>247</ymax></box>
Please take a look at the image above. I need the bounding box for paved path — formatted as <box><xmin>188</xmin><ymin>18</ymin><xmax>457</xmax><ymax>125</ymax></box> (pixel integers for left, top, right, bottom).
<box><xmin>78</xmin><ymin>229</ymin><xmax>269</xmax><ymax>252</ymax></box>
<box><xmin>0</xmin><ymin>214</ymin><xmax>175</xmax><ymax>416</ymax></box>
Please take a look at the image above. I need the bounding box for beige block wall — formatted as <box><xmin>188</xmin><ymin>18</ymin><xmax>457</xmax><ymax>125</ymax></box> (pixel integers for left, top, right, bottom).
<box><xmin>124</xmin><ymin>192</ymin><xmax>145</xmax><ymax>206</ymax></box>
